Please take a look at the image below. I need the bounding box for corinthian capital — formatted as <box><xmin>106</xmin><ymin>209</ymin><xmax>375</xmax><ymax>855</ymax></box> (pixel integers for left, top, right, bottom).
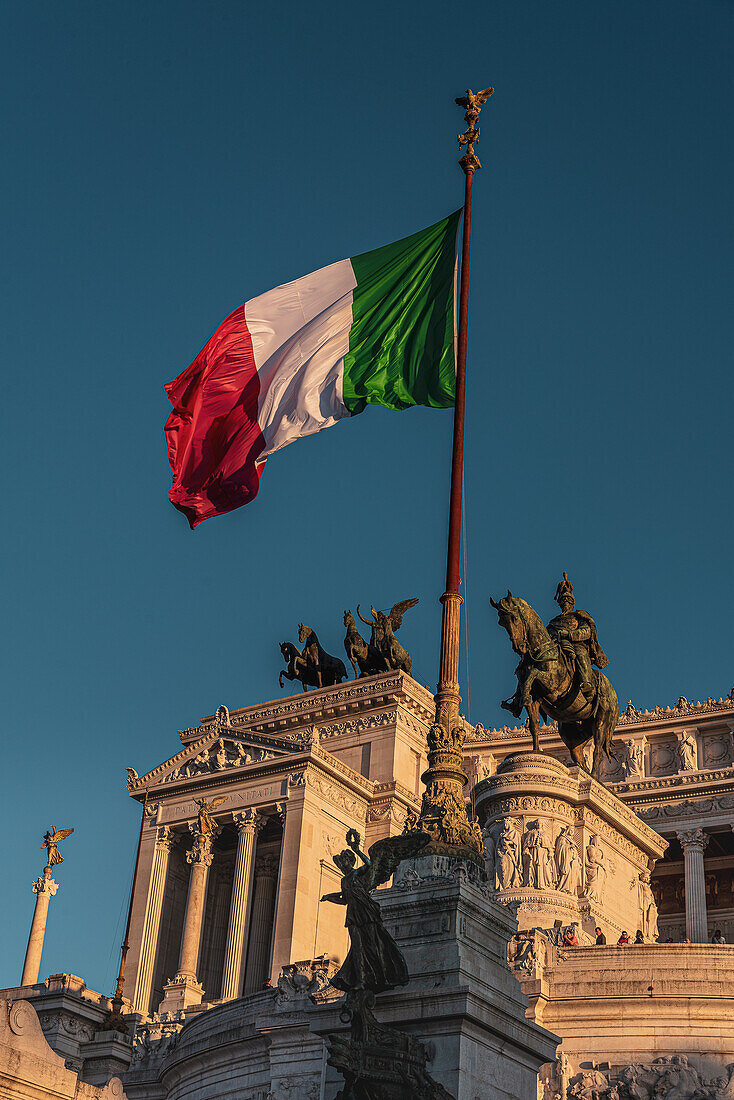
<box><xmin>186</xmin><ymin>833</ymin><xmax>215</xmax><ymax>866</ymax></box>
<box><xmin>255</xmin><ymin>853</ymin><xmax>279</xmax><ymax>879</ymax></box>
<box><xmin>32</xmin><ymin>875</ymin><xmax>58</xmax><ymax>897</ymax></box>
<box><xmin>676</xmin><ymin>827</ymin><xmax>709</xmax><ymax>854</ymax></box>
<box><xmin>233</xmin><ymin>809</ymin><xmax>264</xmax><ymax>835</ymax></box>
<box><xmin>155</xmin><ymin>826</ymin><xmax>175</xmax><ymax>852</ymax></box>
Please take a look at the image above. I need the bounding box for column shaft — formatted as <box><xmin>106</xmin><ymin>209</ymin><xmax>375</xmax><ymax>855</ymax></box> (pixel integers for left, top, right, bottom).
<box><xmin>243</xmin><ymin>854</ymin><xmax>279</xmax><ymax>993</ymax></box>
<box><xmin>221</xmin><ymin>811</ymin><xmax>262</xmax><ymax>1000</ymax></box>
<box><xmin>178</xmin><ymin>855</ymin><xmax>211</xmax><ymax>978</ymax></box>
<box><xmin>133</xmin><ymin>828</ymin><xmax>173</xmax><ymax>1013</ymax></box>
<box><xmin>678</xmin><ymin>828</ymin><xmax>709</xmax><ymax>942</ymax></box>
<box><xmin>21</xmin><ymin>873</ymin><xmax>58</xmax><ymax>986</ymax></box>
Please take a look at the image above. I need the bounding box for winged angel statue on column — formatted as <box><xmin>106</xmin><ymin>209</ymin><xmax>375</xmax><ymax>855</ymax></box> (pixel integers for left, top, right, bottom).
<box><xmin>42</xmin><ymin>827</ymin><xmax>74</xmax><ymax>868</ymax></box>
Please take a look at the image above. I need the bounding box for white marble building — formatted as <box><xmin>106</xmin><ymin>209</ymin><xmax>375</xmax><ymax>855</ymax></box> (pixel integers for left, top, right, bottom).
<box><xmin>7</xmin><ymin>673</ymin><xmax>734</xmax><ymax>1099</ymax></box>
<box><xmin>468</xmin><ymin>690</ymin><xmax>734</xmax><ymax>944</ymax></box>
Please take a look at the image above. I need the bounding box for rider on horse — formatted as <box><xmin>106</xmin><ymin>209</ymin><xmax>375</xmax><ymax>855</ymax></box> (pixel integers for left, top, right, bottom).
<box><xmin>546</xmin><ymin>572</ymin><xmax>608</xmax><ymax>703</ymax></box>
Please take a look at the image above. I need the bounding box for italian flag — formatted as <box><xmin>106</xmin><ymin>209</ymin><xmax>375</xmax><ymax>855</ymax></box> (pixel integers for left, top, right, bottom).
<box><xmin>165</xmin><ymin>211</ymin><xmax>461</xmax><ymax>528</ymax></box>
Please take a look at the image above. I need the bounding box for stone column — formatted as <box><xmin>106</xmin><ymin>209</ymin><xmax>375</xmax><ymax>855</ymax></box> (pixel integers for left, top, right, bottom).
<box><xmin>221</xmin><ymin>810</ymin><xmax>263</xmax><ymax>1000</ymax></box>
<box><xmin>21</xmin><ymin>870</ymin><xmax>58</xmax><ymax>986</ymax></box>
<box><xmin>132</xmin><ymin>826</ymin><xmax>174</xmax><ymax>1014</ymax></box>
<box><xmin>243</xmin><ymin>853</ymin><xmax>280</xmax><ymax>993</ymax></box>
<box><xmin>178</xmin><ymin>832</ymin><xmax>215</xmax><ymax>980</ymax></box>
<box><xmin>677</xmin><ymin>827</ymin><xmax>710</xmax><ymax>941</ymax></box>
<box><xmin>159</xmin><ymin>828</ymin><xmax>216</xmax><ymax>1012</ymax></box>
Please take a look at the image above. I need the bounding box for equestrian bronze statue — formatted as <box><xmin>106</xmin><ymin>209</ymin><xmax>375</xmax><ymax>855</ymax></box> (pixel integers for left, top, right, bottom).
<box><xmin>278</xmin><ymin>624</ymin><xmax>347</xmax><ymax>691</ymax></box>
<box><xmin>490</xmin><ymin>574</ymin><xmax>618</xmax><ymax>779</ymax></box>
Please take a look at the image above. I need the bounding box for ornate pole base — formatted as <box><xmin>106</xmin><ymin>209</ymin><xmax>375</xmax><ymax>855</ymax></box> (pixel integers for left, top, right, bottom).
<box><xmin>416</xmin><ymin>594</ymin><xmax>482</xmax><ymax>865</ymax></box>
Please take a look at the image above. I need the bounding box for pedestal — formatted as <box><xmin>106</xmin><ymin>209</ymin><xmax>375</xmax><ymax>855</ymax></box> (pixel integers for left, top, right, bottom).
<box><xmin>78</xmin><ymin>1031</ymin><xmax>132</xmax><ymax>1086</ymax></box>
<box><xmin>310</xmin><ymin>857</ymin><xmax>559</xmax><ymax>1100</ymax></box>
<box><xmin>156</xmin><ymin>974</ymin><xmax>206</xmax><ymax>1014</ymax></box>
<box><xmin>474</xmin><ymin>752</ymin><xmax>668</xmax><ymax>942</ymax></box>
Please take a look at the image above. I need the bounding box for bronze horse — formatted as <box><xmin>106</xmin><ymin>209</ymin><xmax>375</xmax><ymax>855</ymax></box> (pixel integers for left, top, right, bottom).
<box><xmin>298</xmin><ymin>623</ymin><xmax>347</xmax><ymax>688</ymax></box>
<box><xmin>279</xmin><ymin>641</ymin><xmax>319</xmax><ymax>691</ymax></box>
<box><xmin>490</xmin><ymin>591</ymin><xmax>618</xmax><ymax>779</ymax></box>
<box><xmin>343</xmin><ymin>610</ymin><xmax>386</xmax><ymax>678</ymax></box>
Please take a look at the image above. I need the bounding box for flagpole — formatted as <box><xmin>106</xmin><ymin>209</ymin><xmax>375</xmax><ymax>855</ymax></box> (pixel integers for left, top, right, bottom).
<box><xmin>100</xmin><ymin>790</ymin><xmax>149</xmax><ymax>1032</ymax></box>
<box><xmin>418</xmin><ymin>87</ymin><xmax>493</xmax><ymax>863</ymax></box>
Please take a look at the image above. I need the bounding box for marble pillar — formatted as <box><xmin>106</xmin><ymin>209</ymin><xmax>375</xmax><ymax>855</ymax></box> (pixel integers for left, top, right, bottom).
<box><xmin>243</xmin><ymin>853</ymin><xmax>279</xmax><ymax>994</ymax></box>
<box><xmin>21</xmin><ymin>870</ymin><xmax>58</xmax><ymax>986</ymax></box>
<box><xmin>677</xmin><ymin>827</ymin><xmax>710</xmax><ymax>942</ymax></box>
<box><xmin>132</xmin><ymin>826</ymin><xmax>174</xmax><ymax>1014</ymax></box>
<box><xmin>159</xmin><ymin>828</ymin><xmax>215</xmax><ymax>1012</ymax></box>
<box><xmin>221</xmin><ymin>810</ymin><xmax>262</xmax><ymax>1001</ymax></box>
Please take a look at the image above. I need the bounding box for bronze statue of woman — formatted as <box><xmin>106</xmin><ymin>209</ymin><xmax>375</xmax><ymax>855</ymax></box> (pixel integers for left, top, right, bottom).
<box><xmin>322</xmin><ymin>828</ymin><xmax>429</xmax><ymax>996</ymax></box>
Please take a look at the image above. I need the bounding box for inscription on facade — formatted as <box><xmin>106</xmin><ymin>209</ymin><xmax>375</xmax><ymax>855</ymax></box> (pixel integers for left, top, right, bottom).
<box><xmin>159</xmin><ymin>781</ymin><xmax>288</xmax><ymax>823</ymax></box>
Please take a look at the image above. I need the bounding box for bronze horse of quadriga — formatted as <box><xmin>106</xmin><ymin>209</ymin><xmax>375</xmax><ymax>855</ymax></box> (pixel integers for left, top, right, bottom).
<box><xmin>298</xmin><ymin>623</ymin><xmax>347</xmax><ymax>688</ymax></box>
<box><xmin>491</xmin><ymin>592</ymin><xmax>618</xmax><ymax>779</ymax></box>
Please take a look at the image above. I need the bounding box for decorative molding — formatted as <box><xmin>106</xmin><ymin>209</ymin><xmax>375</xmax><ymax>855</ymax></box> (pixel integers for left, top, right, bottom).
<box><xmin>304</xmin><ymin>772</ymin><xmax>367</xmax><ymax>821</ymax></box>
<box><xmin>638</xmin><ymin>795</ymin><xmax>734</xmax><ymax>821</ymax></box>
<box><xmin>317</xmin><ymin>710</ymin><xmax>398</xmax><ymax>740</ymax></box>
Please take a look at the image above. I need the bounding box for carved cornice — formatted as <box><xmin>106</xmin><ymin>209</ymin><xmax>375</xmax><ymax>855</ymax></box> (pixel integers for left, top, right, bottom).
<box><xmin>195</xmin><ymin>672</ymin><xmax>436</xmax><ymax>738</ymax></box>
<box><xmin>315</xmin><ymin>709</ymin><xmax>397</xmax><ymax>740</ymax></box>
<box><xmin>610</xmin><ymin>767</ymin><xmax>734</xmax><ymax>797</ymax></box>
<box><xmin>472</xmin><ymin>692</ymin><xmax>734</xmax><ymax>748</ymax></box>
<box><xmin>637</xmin><ymin>793</ymin><xmax>734</xmax><ymax>823</ymax></box>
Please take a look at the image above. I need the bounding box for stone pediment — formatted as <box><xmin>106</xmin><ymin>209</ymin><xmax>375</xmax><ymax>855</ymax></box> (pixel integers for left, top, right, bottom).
<box><xmin>127</xmin><ymin>713</ymin><xmax>309</xmax><ymax>794</ymax></box>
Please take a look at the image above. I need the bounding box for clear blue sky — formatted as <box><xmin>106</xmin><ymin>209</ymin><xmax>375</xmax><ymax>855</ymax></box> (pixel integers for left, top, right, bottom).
<box><xmin>2</xmin><ymin>1</ymin><xmax>732</xmax><ymax>991</ymax></box>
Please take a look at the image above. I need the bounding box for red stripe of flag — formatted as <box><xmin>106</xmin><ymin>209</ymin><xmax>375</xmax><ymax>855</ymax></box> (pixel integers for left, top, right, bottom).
<box><xmin>164</xmin><ymin>304</ymin><xmax>266</xmax><ymax>529</ymax></box>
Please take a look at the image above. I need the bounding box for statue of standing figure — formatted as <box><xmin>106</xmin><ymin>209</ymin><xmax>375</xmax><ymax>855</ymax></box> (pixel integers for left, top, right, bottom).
<box><xmin>482</xmin><ymin>826</ymin><xmax>496</xmax><ymax>888</ymax></box>
<box><xmin>321</xmin><ymin>827</ymin><xmax>454</xmax><ymax>1099</ymax></box>
<box><xmin>636</xmin><ymin>870</ymin><xmax>659</xmax><ymax>941</ymax></box>
<box><xmin>622</xmin><ymin>739</ymin><xmax>645</xmax><ymax>780</ymax></box>
<box><xmin>677</xmin><ymin>731</ymin><xmax>698</xmax><ymax>772</ymax></box>
<box><xmin>495</xmin><ymin>818</ymin><xmax>522</xmax><ymax>889</ymax></box>
<box><xmin>554</xmin><ymin>826</ymin><xmax>581</xmax><ymax>894</ymax></box>
<box><xmin>522</xmin><ymin>821</ymin><xmax>556</xmax><ymax>889</ymax></box>
<box><xmin>41</xmin><ymin>827</ymin><xmax>74</xmax><ymax>869</ymax></box>
<box><xmin>193</xmin><ymin>796</ymin><xmax>226</xmax><ymax>837</ymax></box>
<box><xmin>584</xmin><ymin>834</ymin><xmax>608</xmax><ymax>904</ymax></box>
<box><xmin>353</xmin><ymin>599</ymin><xmax>419</xmax><ymax>676</ymax></box>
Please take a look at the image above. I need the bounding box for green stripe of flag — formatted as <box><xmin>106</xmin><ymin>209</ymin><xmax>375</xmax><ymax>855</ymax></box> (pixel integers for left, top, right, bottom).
<box><xmin>342</xmin><ymin>210</ymin><xmax>461</xmax><ymax>415</ymax></box>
